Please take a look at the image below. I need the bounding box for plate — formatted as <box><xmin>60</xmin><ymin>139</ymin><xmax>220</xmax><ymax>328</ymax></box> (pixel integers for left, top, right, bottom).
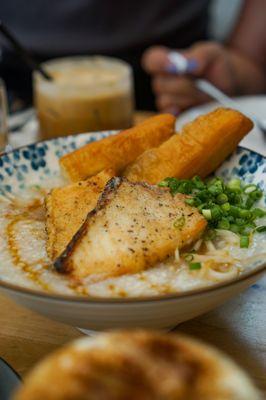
<box><xmin>0</xmin><ymin>131</ymin><xmax>265</xmax><ymax>332</ymax></box>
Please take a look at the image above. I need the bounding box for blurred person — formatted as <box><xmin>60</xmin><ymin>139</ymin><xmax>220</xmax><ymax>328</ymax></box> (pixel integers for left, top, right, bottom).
<box><xmin>143</xmin><ymin>0</ymin><xmax>266</xmax><ymax>114</ymax></box>
<box><xmin>0</xmin><ymin>0</ymin><xmax>210</xmax><ymax>111</ymax></box>
<box><xmin>0</xmin><ymin>0</ymin><xmax>265</xmax><ymax>113</ymax></box>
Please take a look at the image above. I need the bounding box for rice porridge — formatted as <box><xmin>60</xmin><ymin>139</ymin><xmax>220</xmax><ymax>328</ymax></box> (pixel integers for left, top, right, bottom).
<box><xmin>0</xmin><ymin>179</ymin><xmax>265</xmax><ymax>298</ymax></box>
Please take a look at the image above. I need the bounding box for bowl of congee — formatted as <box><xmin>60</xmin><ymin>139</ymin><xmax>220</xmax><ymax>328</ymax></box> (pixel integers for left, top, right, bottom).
<box><xmin>0</xmin><ymin>109</ymin><xmax>265</xmax><ymax>332</ymax></box>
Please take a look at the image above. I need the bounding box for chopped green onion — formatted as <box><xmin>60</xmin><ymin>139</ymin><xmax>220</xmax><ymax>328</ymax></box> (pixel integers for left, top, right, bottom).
<box><xmin>158</xmin><ymin>180</ymin><xmax>169</xmax><ymax>187</ymax></box>
<box><xmin>250</xmin><ymin>190</ymin><xmax>263</xmax><ymax>201</ymax></box>
<box><xmin>254</xmin><ymin>225</ymin><xmax>266</xmax><ymax>233</ymax></box>
<box><xmin>192</xmin><ymin>176</ymin><xmax>205</xmax><ymax>189</ymax></box>
<box><xmin>189</xmin><ymin>262</ymin><xmax>202</xmax><ymax>270</ymax></box>
<box><xmin>244</xmin><ymin>184</ymin><xmax>257</xmax><ymax>194</ymax></box>
<box><xmin>216</xmin><ymin>193</ymin><xmax>228</xmax><ymax>204</ymax></box>
<box><xmin>218</xmin><ymin>219</ymin><xmax>230</xmax><ymax>230</ymax></box>
<box><xmin>228</xmin><ymin>178</ymin><xmax>241</xmax><ymax>190</ymax></box>
<box><xmin>184</xmin><ymin>253</ymin><xmax>194</xmax><ymax>262</ymax></box>
<box><xmin>230</xmin><ymin>224</ymin><xmax>240</xmax><ymax>234</ymax></box>
<box><xmin>245</xmin><ymin>197</ymin><xmax>255</xmax><ymax>209</ymax></box>
<box><xmin>202</xmin><ymin>209</ymin><xmax>212</xmax><ymax>220</ymax></box>
<box><xmin>210</xmin><ymin>206</ymin><xmax>222</xmax><ymax>220</ymax></box>
<box><xmin>185</xmin><ymin>198</ymin><xmax>195</xmax><ymax>206</ymax></box>
<box><xmin>235</xmin><ymin>218</ymin><xmax>246</xmax><ymax>226</ymax></box>
<box><xmin>240</xmin><ymin>235</ymin><xmax>250</xmax><ymax>248</ymax></box>
<box><xmin>221</xmin><ymin>202</ymin><xmax>230</xmax><ymax>212</ymax></box>
<box><xmin>229</xmin><ymin>206</ymin><xmax>241</xmax><ymax>217</ymax></box>
<box><xmin>173</xmin><ymin>216</ymin><xmax>185</xmax><ymax>229</ymax></box>
<box><xmin>239</xmin><ymin>209</ymin><xmax>251</xmax><ymax>219</ymax></box>
<box><xmin>242</xmin><ymin>224</ymin><xmax>255</xmax><ymax>234</ymax></box>
<box><xmin>177</xmin><ymin>181</ymin><xmax>192</xmax><ymax>194</ymax></box>
<box><xmin>252</xmin><ymin>208</ymin><xmax>266</xmax><ymax>218</ymax></box>
<box><xmin>208</xmin><ymin>183</ymin><xmax>223</xmax><ymax>195</ymax></box>
<box><xmin>157</xmin><ymin>176</ymin><xmax>265</xmax><ymax>246</ymax></box>
<box><xmin>197</xmin><ymin>203</ymin><xmax>207</xmax><ymax>212</ymax></box>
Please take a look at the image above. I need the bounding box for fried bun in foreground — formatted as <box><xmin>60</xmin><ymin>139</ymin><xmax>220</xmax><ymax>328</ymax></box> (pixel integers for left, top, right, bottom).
<box><xmin>14</xmin><ymin>330</ymin><xmax>261</xmax><ymax>400</ymax></box>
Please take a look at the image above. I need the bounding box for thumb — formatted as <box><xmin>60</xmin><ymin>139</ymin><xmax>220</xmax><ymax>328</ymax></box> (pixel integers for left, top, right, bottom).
<box><xmin>181</xmin><ymin>42</ymin><xmax>224</xmax><ymax>76</ymax></box>
<box><xmin>142</xmin><ymin>42</ymin><xmax>224</xmax><ymax>76</ymax></box>
<box><xmin>142</xmin><ymin>46</ymin><xmax>170</xmax><ymax>74</ymax></box>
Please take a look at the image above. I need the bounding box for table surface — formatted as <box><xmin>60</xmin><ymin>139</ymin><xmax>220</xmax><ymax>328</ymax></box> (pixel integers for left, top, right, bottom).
<box><xmin>0</xmin><ymin>111</ymin><xmax>265</xmax><ymax>395</ymax></box>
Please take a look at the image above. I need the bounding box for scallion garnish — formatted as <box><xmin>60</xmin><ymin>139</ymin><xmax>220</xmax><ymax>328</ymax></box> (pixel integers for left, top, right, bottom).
<box><xmin>240</xmin><ymin>235</ymin><xmax>250</xmax><ymax>248</ymax></box>
<box><xmin>244</xmin><ymin>184</ymin><xmax>257</xmax><ymax>194</ymax></box>
<box><xmin>202</xmin><ymin>209</ymin><xmax>212</xmax><ymax>220</ymax></box>
<box><xmin>217</xmin><ymin>218</ymin><xmax>230</xmax><ymax>230</ymax></box>
<box><xmin>159</xmin><ymin>175</ymin><xmax>265</xmax><ymax>248</ymax></box>
<box><xmin>227</xmin><ymin>178</ymin><xmax>241</xmax><ymax>190</ymax></box>
<box><xmin>252</xmin><ymin>208</ymin><xmax>266</xmax><ymax>218</ymax></box>
<box><xmin>184</xmin><ymin>254</ymin><xmax>194</xmax><ymax>262</ymax></box>
<box><xmin>189</xmin><ymin>262</ymin><xmax>202</xmax><ymax>270</ymax></box>
<box><xmin>216</xmin><ymin>193</ymin><xmax>228</xmax><ymax>204</ymax></box>
<box><xmin>185</xmin><ymin>198</ymin><xmax>195</xmax><ymax>206</ymax></box>
<box><xmin>253</xmin><ymin>225</ymin><xmax>266</xmax><ymax>233</ymax></box>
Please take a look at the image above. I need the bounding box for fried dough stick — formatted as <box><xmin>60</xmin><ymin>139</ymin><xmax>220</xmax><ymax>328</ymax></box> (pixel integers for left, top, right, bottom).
<box><xmin>124</xmin><ymin>108</ymin><xmax>253</xmax><ymax>184</ymax></box>
<box><xmin>60</xmin><ymin>114</ymin><xmax>175</xmax><ymax>182</ymax></box>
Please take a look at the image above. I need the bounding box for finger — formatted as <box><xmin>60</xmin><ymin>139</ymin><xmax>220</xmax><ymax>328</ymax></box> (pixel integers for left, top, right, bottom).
<box><xmin>141</xmin><ymin>46</ymin><xmax>170</xmax><ymax>74</ymax></box>
<box><xmin>181</xmin><ymin>41</ymin><xmax>224</xmax><ymax>76</ymax></box>
<box><xmin>156</xmin><ymin>93</ymin><xmax>200</xmax><ymax>113</ymax></box>
<box><xmin>152</xmin><ymin>75</ymin><xmax>205</xmax><ymax>100</ymax></box>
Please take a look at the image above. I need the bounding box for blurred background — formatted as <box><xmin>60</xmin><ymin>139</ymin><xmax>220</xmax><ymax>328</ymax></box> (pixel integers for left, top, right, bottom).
<box><xmin>0</xmin><ymin>0</ymin><xmax>265</xmax><ymax>142</ymax></box>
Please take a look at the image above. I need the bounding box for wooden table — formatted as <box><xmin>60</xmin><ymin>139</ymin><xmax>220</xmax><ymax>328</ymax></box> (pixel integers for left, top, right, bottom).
<box><xmin>1</xmin><ymin>111</ymin><xmax>265</xmax><ymax>395</ymax></box>
<box><xmin>0</xmin><ymin>276</ymin><xmax>265</xmax><ymax>395</ymax></box>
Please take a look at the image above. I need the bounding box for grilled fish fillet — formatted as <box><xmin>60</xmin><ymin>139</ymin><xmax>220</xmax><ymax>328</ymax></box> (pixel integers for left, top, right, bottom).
<box><xmin>60</xmin><ymin>113</ymin><xmax>176</xmax><ymax>182</ymax></box>
<box><xmin>45</xmin><ymin>169</ymin><xmax>114</xmax><ymax>260</ymax></box>
<box><xmin>124</xmin><ymin>108</ymin><xmax>253</xmax><ymax>184</ymax></box>
<box><xmin>55</xmin><ymin>177</ymin><xmax>207</xmax><ymax>280</ymax></box>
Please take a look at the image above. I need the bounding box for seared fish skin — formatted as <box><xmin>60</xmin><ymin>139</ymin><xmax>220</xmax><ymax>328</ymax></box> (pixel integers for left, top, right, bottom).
<box><xmin>55</xmin><ymin>177</ymin><xmax>206</xmax><ymax>280</ymax></box>
<box><xmin>45</xmin><ymin>169</ymin><xmax>114</xmax><ymax>261</ymax></box>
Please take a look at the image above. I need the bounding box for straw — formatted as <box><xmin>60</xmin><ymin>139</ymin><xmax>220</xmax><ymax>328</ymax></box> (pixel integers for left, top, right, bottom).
<box><xmin>0</xmin><ymin>21</ymin><xmax>53</xmax><ymax>81</ymax></box>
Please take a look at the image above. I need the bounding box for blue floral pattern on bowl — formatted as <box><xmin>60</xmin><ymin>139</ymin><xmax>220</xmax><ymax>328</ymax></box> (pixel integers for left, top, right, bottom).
<box><xmin>0</xmin><ymin>132</ymin><xmax>265</xmax><ymax>207</ymax></box>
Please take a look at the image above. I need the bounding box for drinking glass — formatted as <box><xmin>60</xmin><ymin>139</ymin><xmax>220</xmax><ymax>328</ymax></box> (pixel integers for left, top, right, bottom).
<box><xmin>33</xmin><ymin>56</ymin><xmax>134</xmax><ymax>140</ymax></box>
<box><xmin>0</xmin><ymin>78</ymin><xmax>8</xmax><ymax>153</ymax></box>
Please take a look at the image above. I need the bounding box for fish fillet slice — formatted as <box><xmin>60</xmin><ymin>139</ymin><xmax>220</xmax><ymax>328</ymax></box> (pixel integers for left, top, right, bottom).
<box><xmin>45</xmin><ymin>169</ymin><xmax>114</xmax><ymax>260</ymax></box>
<box><xmin>55</xmin><ymin>177</ymin><xmax>207</xmax><ymax>280</ymax></box>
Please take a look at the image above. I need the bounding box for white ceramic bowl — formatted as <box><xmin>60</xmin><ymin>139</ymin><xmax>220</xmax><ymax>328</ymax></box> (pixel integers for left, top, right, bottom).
<box><xmin>0</xmin><ymin>131</ymin><xmax>265</xmax><ymax>332</ymax></box>
<box><xmin>0</xmin><ymin>263</ymin><xmax>265</xmax><ymax>333</ymax></box>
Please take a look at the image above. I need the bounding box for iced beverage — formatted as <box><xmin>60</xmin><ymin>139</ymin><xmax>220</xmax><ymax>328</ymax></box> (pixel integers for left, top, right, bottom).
<box><xmin>34</xmin><ymin>56</ymin><xmax>134</xmax><ymax>139</ymax></box>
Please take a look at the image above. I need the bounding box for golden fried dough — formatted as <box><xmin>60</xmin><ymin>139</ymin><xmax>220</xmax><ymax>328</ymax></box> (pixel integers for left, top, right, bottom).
<box><xmin>60</xmin><ymin>114</ymin><xmax>175</xmax><ymax>182</ymax></box>
<box><xmin>45</xmin><ymin>169</ymin><xmax>114</xmax><ymax>260</ymax></box>
<box><xmin>125</xmin><ymin>108</ymin><xmax>253</xmax><ymax>184</ymax></box>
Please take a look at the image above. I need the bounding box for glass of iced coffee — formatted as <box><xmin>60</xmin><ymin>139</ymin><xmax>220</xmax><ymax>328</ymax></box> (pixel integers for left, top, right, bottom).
<box><xmin>34</xmin><ymin>56</ymin><xmax>134</xmax><ymax>140</ymax></box>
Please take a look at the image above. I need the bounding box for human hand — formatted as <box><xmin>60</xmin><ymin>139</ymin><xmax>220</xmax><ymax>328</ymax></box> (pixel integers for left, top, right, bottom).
<box><xmin>142</xmin><ymin>42</ymin><xmax>238</xmax><ymax>114</ymax></box>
